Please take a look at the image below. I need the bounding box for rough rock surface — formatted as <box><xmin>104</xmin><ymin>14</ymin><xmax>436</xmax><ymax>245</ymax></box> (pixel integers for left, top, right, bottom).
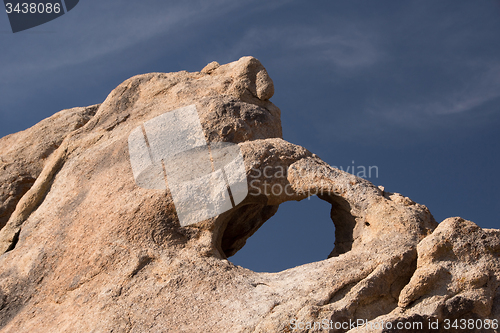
<box><xmin>0</xmin><ymin>57</ymin><xmax>498</xmax><ymax>332</ymax></box>
<box><xmin>0</xmin><ymin>106</ymin><xmax>98</xmax><ymax>231</ymax></box>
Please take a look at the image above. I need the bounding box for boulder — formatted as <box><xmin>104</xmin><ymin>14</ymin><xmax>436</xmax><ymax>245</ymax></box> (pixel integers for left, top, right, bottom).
<box><xmin>0</xmin><ymin>57</ymin><xmax>497</xmax><ymax>332</ymax></box>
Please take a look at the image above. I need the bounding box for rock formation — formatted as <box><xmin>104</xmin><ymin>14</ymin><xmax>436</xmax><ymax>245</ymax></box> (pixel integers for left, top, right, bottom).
<box><xmin>0</xmin><ymin>57</ymin><xmax>498</xmax><ymax>332</ymax></box>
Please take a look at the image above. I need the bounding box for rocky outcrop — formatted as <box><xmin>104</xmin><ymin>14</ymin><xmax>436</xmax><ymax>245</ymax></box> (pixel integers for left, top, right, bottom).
<box><xmin>0</xmin><ymin>106</ymin><xmax>98</xmax><ymax>232</ymax></box>
<box><xmin>0</xmin><ymin>57</ymin><xmax>498</xmax><ymax>332</ymax></box>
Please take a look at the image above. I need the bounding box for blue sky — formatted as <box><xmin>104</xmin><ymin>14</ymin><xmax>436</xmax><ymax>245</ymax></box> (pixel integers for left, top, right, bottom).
<box><xmin>1</xmin><ymin>0</ymin><xmax>500</xmax><ymax>272</ymax></box>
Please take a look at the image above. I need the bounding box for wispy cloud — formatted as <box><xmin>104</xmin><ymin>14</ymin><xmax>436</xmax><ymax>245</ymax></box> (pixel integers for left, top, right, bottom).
<box><xmin>366</xmin><ymin>63</ymin><xmax>500</xmax><ymax>129</ymax></box>
<box><xmin>0</xmin><ymin>0</ymin><xmax>280</xmax><ymax>119</ymax></box>
<box><xmin>292</xmin><ymin>28</ymin><xmax>382</xmax><ymax>70</ymax></box>
<box><xmin>223</xmin><ymin>23</ymin><xmax>383</xmax><ymax>74</ymax></box>
<box><xmin>0</xmin><ymin>0</ymin><xmax>252</xmax><ymax>75</ymax></box>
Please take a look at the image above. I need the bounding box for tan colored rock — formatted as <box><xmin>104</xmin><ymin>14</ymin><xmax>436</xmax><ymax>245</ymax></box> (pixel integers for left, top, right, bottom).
<box><xmin>0</xmin><ymin>105</ymin><xmax>98</xmax><ymax>231</ymax></box>
<box><xmin>201</xmin><ymin>61</ymin><xmax>220</xmax><ymax>74</ymax></box>
<box><xmin>350</xmin><ymin>217</ymin><xmax>499</xmax><ymax>332</ymax></box>
<box><xmin>399</xmin><ymin>217</ymin><xmax>499</xmax><ymax>318</ymax></box>
<box><xmin>0</xmin><ymin>57</ymin><xmax>497</xmax><ymax>333</ymax></box>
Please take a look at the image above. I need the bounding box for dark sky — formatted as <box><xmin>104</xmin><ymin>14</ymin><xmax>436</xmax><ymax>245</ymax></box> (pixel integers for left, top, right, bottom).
<box><xmin>1</xmin><ymin>0</ymin><xmax>500</xmax><ymax>272</ymax></box>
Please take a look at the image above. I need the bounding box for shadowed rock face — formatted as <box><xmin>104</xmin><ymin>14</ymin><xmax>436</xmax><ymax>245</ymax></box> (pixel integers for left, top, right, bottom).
<box><xmin>0</xmin><ymin>57</ymin><xmax>498</xmax><ymax>333</ymax></box>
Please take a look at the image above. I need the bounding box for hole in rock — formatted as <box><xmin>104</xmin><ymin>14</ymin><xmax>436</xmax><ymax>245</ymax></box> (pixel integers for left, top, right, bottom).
<box><xmin>5</xmin><ymin>230</ymin><xmax>20</xmax><ymax>252</ymax></box>
<box><xmin>229</xmin><ymin>196</ymin><xmax>335</xmax><ymax>273</ymax></box>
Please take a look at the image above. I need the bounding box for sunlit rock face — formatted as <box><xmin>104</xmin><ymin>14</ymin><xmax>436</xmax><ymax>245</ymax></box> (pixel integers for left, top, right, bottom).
<box><xmin>0</xmin><ymin>57</ymin><xmax>498</xmax><ymax>333</ymax></box>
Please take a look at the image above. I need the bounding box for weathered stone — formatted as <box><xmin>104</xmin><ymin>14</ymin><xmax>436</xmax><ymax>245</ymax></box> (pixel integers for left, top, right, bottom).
<box><xmin>0</xmin><ymin>57</ymin><xmax>497</xmax><ymax>333</ymax></box>
<box><xmin>350</xmin><ymin>217</ymin><xmax>499</xmax><ymax>332</ymax></box>
<box><xmin>0</xmin><ymin>105</ymin><xmax>98</xmax><ymax>231</ymax></box>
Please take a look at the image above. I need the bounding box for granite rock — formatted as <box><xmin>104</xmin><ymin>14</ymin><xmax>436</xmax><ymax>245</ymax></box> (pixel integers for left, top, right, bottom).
<box><xmin>0</xmin><ymin>57</ymin><xmax>497</xmax><ymax>333</ymax></box>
